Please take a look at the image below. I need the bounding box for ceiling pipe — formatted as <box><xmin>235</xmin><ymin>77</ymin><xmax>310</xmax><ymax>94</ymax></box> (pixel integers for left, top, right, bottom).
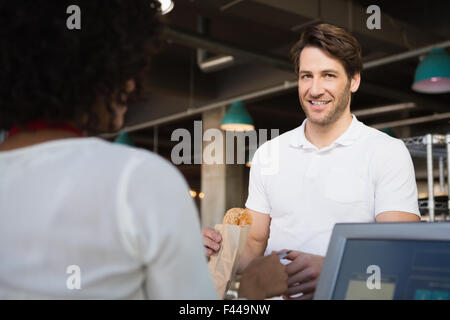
<box><xmin>163</xmin><ymin>26</ymin><xmax>292</xmax><ymax>70</ymax></box>
<box><xmin>353</xmin><ymin>102</ymin><xmax>416</xmax><ymax>117</ymax></box>
<box><xmin>196</xmin><ymin>16</ymin><xmax>235</xmax><ymax>73</ymax></box>
<box><xmin>372</xmin><ymin>112</ymin><xmax>450</xmax><ymax>129</ymax></box>
<box><xmin>220</xmin><ymin>0</ymin><xmax>245</xmax><ymax>11</ymax></box>
<box><xmin>364</xmin><ymin>40</ymin><xmax>450</xmax><ymax>69</ymax></box>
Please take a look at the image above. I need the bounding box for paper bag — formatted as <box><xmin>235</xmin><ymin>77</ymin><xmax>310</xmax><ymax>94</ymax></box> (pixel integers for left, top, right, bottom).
<box><xmin>207</xmin><ymin>223</ymin><xmax>250</xmax><ymax>299</ymax></box>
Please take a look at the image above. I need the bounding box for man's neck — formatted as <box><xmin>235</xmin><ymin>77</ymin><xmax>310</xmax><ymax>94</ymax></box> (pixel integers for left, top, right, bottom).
<box><xmin>0</xmin><ymin>130</ymin><xmax>81</xmax><ymax>152</ymax></box>
<box><xmin>304</xmin><ymin>113</ymin><xmax>353</xmax><ymax>149</ymax></box>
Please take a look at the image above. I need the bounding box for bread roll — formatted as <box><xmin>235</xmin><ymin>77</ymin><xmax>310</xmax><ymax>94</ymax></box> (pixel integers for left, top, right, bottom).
<box><xmin>238</xmin><ymin>209</ymin><xmax>252</xmax><ymax>226</ymax></box>
<box><xmin>223</xmin><ymin>208</ymin><xmax>252</xmax><ymax>226</ymax></box>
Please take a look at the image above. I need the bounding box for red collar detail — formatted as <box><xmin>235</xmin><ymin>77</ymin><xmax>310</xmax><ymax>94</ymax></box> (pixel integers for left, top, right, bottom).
<box><xmin>8</xmin><ymin>119</ymin><xmax>83</xmax><ymax>138</ymax></box>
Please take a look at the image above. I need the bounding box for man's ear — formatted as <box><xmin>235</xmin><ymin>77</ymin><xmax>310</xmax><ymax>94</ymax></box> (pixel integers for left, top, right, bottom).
<box><xmin>350</xmin><ymin>73</ymin><xmax>361</xmax><ymax>93</ymax></box>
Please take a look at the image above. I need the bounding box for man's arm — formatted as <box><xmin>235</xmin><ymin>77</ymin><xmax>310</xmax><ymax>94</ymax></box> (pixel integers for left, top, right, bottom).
<box><xmin>376</xmin><ymin>211</ymin><xmax>420</xmax><ymax>222</ymax></box>
<box><xmin>237</xmin><ymin>208</ymin><xmax>271</xmax><ymax>273</ymax></box>
<box><xmin>372</xmin><ymin>140</ymin><xmax>421</xmax><ymax>220</ymax></box>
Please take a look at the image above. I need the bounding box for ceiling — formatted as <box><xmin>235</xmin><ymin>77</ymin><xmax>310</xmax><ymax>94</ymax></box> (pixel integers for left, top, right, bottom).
<box><xmin>121</xmin><ymin>0</ymin><xmax>450</xmax><ymax>188</ymax></box>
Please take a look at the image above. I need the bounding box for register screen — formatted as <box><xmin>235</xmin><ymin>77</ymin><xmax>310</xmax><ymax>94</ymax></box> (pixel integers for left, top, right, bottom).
<box><xmin>332</xmin><ymin>239</ymin><xmax>450</xmax><ymax>300</ymax></box>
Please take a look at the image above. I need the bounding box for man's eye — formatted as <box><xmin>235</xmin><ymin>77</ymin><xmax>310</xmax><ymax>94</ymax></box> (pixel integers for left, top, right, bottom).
<box><xmin>325</xmin><ymin>74</ymin><xmax>335</xmax><ymax>78</ymax></box>
<box><xmin>301</xmin><ymin>74</ymin><xmax>312</xmax><ymax>79</ymax></box>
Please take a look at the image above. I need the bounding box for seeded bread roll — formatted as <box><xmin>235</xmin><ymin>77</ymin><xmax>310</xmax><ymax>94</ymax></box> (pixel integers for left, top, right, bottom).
<box><xmin>223</xmin><ymin>208</ymin><xmax>252</xmax><ymax>226</ymax></box>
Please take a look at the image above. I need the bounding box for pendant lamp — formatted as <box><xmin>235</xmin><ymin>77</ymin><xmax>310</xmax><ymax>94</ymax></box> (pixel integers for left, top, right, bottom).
<box><xmin>412</xmin><ymin>48</ymin><xmax>450</xmax><ymax>94</ymax></box>
<box><xmin>158</xmin><ymin>0</ymin><xmax>174</xmax><ymax>15</ymax></box>
<box><xmin>220</xmin><ymin>101</ymin><xmax>255</xmax><ymax>132</ymax></box>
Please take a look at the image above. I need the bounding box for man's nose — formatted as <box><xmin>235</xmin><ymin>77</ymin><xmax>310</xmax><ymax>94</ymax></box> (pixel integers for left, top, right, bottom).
<box><xmin>309</xmin><ymin>79</ymin><xmax>325</xmax><ymax>97</ymax></box>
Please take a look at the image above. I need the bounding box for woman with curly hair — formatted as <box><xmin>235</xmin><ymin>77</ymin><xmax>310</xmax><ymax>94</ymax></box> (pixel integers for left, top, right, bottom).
<box><xmin>0</xmin><ymin>0</ymin><xmax>218</xmax><ymax>299</ymax></box>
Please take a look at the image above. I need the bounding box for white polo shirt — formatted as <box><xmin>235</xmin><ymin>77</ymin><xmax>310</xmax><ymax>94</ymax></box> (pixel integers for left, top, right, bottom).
<box><xmin>245</xmin><ymin>115</ymin><xmax>420</xmax><ymax>257</ymax></box>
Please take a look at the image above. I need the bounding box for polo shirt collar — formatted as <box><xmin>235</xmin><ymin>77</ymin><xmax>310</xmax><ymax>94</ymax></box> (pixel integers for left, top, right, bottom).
<box><xmin>290</xmin><ymin>114</ymin><xmax>361</xmax><ymax>149</ymax></box>
<box><xmin>290</xmin><ymin>118</ymin><xmax>313</xmax><ymax>149</ymax></box>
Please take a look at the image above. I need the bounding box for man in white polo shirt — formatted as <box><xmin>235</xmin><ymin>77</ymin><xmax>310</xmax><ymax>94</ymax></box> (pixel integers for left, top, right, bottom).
<box><xmin>203</xmin><ymin>23</ymin><xmax>420</xmax><ymax>299</ymax></box>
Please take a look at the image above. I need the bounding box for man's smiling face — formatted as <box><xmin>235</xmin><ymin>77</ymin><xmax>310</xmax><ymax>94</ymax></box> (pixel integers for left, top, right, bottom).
<box><xmin>297</xmin><ymin>46</ymin><xmax>360</xmax><ymax>126</ymax></box>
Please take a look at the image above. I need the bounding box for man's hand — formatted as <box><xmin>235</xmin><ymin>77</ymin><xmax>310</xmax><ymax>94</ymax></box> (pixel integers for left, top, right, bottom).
<box><xmin>239</xmin><ymin>254</ymin><xmax>288</xmax><ymax>300</ymax></box>
<box><xmin>283</xmin><ymin>251</ymin><xmax>324</xmax><ymax>300</ymax></box>
<box><xmin>202</xmin><ymin>227</ymin><xmax>222</xmax><ymax>258</ymax></box>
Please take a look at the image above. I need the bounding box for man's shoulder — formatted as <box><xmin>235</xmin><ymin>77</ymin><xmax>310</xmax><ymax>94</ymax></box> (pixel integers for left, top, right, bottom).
<box><xmin>358</xmin><ymin>121</ymin><xmax>405</xmax><ymax>149</ymax></box>
<box><xmin>356</xmin><ymin>122</ymin><xmax>411</xmax><ymax>166</ymax></box>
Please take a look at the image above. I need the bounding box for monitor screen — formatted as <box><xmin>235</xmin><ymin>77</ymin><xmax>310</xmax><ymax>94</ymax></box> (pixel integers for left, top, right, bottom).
<box><xmin>332</xmin><ymin>239</ymin><xmax>450</xmax><ymax>300</ymax></box>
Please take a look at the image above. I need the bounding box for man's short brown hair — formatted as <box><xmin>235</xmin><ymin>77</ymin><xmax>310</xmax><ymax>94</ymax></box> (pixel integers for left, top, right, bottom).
<box><xmin>290</xmin><ymin>23</ymin><xmax>363</xmax><ymax>79</ymax></box>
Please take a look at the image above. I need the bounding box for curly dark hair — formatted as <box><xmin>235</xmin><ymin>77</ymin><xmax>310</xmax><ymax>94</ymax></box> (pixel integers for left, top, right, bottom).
<box><xmin>0</xmin><ymin>0</ymin><xmax>163</xmax><ymax>133</ymax></box>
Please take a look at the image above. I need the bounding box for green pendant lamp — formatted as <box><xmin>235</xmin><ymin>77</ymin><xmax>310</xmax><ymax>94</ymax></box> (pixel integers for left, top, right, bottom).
<box><xmin>412</xmin><ymin>48</ymin><xmax>450</xmax><ymax>94</ymax></box>
<box><xmin>114</xmin><ymin>131</ymin><xmax>134</xmax><ymax>146</ymax></box>
<box><xmin>220</xmin><ymin>101</ymin><xmax>255</xmax><ymax>132</ymax></box>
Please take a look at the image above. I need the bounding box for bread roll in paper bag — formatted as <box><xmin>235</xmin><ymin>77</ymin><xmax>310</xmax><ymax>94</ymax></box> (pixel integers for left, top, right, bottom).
<box><xmin>207</xmin><ymin>208</ymin><xmax>252</xmax><ymax>299</ymax></box>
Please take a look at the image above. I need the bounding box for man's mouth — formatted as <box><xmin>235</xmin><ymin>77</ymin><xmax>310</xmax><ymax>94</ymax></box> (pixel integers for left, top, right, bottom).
<box><xmin>308</xmin><ymin>99</ymin><xmax>332</xmax><ymax>110</ymax></box>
